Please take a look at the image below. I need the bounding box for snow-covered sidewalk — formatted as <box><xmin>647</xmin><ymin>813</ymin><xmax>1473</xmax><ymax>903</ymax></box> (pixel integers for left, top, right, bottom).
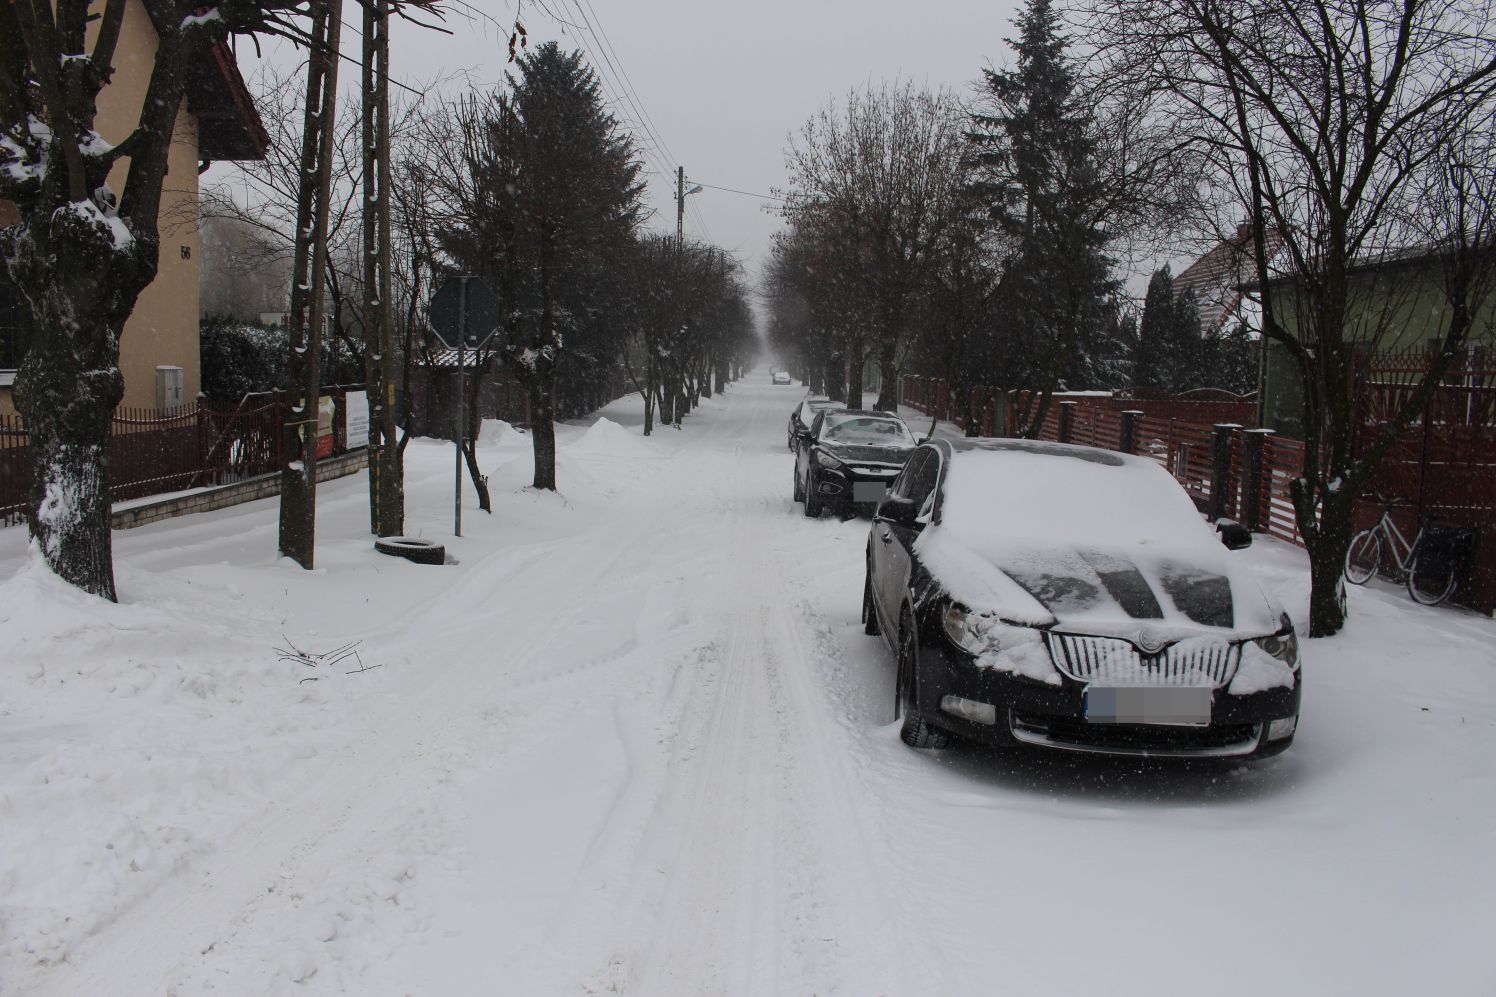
<box><xmin>2</xmin><ymin>377</ymin><xmax>1494</xmax><ymax>996</ymax></box>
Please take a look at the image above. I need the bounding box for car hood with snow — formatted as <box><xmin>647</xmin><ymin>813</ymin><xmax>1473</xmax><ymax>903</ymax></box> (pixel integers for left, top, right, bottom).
<box><xmin>913</xmin><ymin>441</ymin><xmax>1282</xmax><ymax>643</ymax></box>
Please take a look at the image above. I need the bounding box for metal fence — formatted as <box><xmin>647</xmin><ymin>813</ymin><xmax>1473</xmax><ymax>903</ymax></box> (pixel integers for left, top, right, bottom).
<box><xmin>1</xmin><ymin>385</ymin><xmax>365</xmax><ymax>529</ymax></box>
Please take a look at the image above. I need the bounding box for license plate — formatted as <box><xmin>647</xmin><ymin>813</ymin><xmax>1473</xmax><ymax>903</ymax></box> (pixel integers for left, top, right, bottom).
<box><xmin>1085</xmin><ymin>687</ymin><xmax>1212</xmax><ymax>726</ymax></box>
<box><xmin>853</xmin><ymin>481</ymin><xmax>889</xmax><ymax>504</ymax></box>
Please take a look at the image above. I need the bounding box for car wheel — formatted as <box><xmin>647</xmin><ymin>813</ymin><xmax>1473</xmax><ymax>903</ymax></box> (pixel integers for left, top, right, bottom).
<box><xmin>803</xmin><ymin>470</ymin><xmax>822</xmax><ymax>518</ymax></box>
<box><xmin>897</xmin><ymin>607</ymin><xmax>949</xmax><ymax>749</ymax></box>
<box><xmin>793</xmin><ymin>463</ymin><xmax>804</xmax><ymax>503</ymax></box>
<box><xmin>862</xmin><ymin>563</ymin><xmax>881</xmax><ymax>636</ymax></box>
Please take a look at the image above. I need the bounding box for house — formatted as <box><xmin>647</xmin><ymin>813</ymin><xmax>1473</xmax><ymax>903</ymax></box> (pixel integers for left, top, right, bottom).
<box><xmin>1258</xmin><ymin>245</ymin><xmax>1496</xmax><ymax>436</ymax></box>
<box><xmin>0</xmin><ymin>1</ymin><xmax>268</xmax><ymax>417</ymax></box>
<box><xmin>1174</xmin><ymin>221</ymin><xmax>1285</xmax><ymax>334</ymax></box>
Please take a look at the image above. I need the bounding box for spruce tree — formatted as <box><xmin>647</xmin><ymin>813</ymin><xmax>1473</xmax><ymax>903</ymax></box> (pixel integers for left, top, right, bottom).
<box><xmin>969</xmin><ymin>0</ymin><xmax>1115</xmax><ymax>430</ymax></box>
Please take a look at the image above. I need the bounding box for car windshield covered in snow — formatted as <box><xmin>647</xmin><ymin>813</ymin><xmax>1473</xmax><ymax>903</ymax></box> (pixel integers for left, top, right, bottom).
<box><xmin>820</xmin><ymin>414</ymin><xmax>915</xmax><ymax>446</ymax></box>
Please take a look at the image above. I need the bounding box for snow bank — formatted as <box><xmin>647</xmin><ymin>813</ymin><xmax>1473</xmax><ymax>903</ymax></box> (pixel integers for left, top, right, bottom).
<box><xmin>567</xmin><ymin>417</ymin><xmax>655</xmax><ymax>459</ymax></box>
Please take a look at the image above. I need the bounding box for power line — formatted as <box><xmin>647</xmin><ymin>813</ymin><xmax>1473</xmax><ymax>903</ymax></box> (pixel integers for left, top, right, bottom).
<box><xmin>692</xmin><ymin>181</ymin><xmax>787</xmax><ymax>202</ymax></box>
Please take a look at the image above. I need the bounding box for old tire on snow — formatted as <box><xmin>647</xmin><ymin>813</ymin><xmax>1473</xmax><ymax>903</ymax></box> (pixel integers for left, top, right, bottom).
<box><xmin>374</xmin><ymin>536</ymin><xmax>447</xmax><ymax>565</ymax></box>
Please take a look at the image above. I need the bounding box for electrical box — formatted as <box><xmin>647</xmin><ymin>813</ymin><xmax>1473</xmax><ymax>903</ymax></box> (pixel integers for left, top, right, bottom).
<box><xmin>155</xmin><ymin>365</ymin><xmax>184</xmax><ymax>410</ymax></box>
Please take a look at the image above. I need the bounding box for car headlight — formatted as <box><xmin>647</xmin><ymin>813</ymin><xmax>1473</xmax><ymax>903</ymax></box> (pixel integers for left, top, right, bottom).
<box><xmin>1253</xmin><ymin>613</ymin><xmax>1300</xmax><ymax>670</ymax></box>
<box><xmin>942</xmin><ymin>602</ymin><xmax>1008</xmax><ymax>656</ymax></box>
<box><xmin>816</xmin><ymin>451</ymin><xmax>844</xmax><ymax>471</ymax></box>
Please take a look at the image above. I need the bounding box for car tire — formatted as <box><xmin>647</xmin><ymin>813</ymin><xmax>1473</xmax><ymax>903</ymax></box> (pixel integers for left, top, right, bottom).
<box><xmin>862</xmin><ymin>564</ymin><xmax>881</xmax><ymax>636</ymax></box>
<box><xmin>803</xmin><ymin>470</ymin><xmax>822</xmax><ymax>518</ymax></box>
<box><xmin>793</xmin><ymin>463</ymin><xmax>804</xmax><ymax>503</ymax></box>
<box><xmin>374</xmin><ymin>536</ymin><xmax>446</xmax><ymax>565</ymax></box>
<box><xmin>897</xmin><ymin>607</ymin><xmax>949</xmax><ymax>749</ymax></box>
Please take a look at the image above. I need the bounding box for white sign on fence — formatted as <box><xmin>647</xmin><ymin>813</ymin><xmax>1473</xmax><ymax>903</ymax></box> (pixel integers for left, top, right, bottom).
<box><xmin>345</xmin><ymin>390</ymin><xmax>370</xmax><ymax>444</ymax></box>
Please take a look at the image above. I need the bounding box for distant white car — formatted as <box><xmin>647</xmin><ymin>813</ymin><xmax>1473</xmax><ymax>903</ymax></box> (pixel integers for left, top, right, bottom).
<box><xmin>771</xmin><ymin>370</ymin><xmax>792</xmax><ymax>385</ymax></box>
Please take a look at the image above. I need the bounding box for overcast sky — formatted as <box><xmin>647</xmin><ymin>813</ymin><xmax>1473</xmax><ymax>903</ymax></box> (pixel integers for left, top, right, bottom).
<box><xmin>233</xmin><ymin>0</ymin><xmax>1027</xmax><ymax>300</ymax></box>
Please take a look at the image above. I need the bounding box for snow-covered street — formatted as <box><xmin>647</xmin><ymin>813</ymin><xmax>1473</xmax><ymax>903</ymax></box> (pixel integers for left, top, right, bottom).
<box><xmin>3</xmin><ymin>374</ymin><xmax>1495</xmax><ymax>996</ymax></box>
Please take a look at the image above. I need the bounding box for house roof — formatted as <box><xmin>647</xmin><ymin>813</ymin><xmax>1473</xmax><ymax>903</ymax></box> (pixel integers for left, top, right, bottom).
<box><xmin>1174</xmin><ymin>222</ymin><xmax>1284</xmax><ymax>330</ymax></box>
<box><xmin>189</xmin><ymin>41</ymin><xmax>270</xmax><ymax>162</ymax></box>
<box><xmin>139</xmin><ymin>2</ymin><xmax>269</xmax><ymax>162</ymax></box>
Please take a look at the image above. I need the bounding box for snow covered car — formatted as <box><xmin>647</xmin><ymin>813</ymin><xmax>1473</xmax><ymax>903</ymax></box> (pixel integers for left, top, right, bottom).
<box><xmin>771</xmin><ymin>370</ymin><xmax>793</xmax><ymax>385</ymax></box>
<box><xmin>787</xmin><ymin>396</ymin><xmax>846</xmax><ymax>451</ymax></box>
<box><xmin>795</xmin><ymin>410</ymin><xmax>918</xmax><ymax>517</ymax></box>
<box><xmin>862</xmin><ymin>438</ymin><xmax>1301</xmax><ymax>759</ymax></box>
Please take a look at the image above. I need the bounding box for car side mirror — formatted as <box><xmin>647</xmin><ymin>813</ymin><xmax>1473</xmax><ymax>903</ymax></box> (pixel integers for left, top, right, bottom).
<box><xmin>1216</xmin><ymin>518</ymin><xmax>1253</xmax><ymax>550</ymax></box>
<box><xmin>877</xmin><ymin>494</ymin><xmax>920</xmax><ymax>527</ymax></box>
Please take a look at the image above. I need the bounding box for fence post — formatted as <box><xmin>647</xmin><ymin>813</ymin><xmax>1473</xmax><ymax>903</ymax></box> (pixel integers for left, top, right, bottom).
<box><xmin>1119</xmin><ymin>410</ymin><xmax>1143</xmax><ymax>454</ymax></box>
<box><xmin>195</xmin><ymin>393</ymin><xmax>209</xmax><ymax>485</ymax></box>
<box><xmin>1240</xmin><ymin>428</ymin><xmax>1275</xmax><ymax>532</ymax></box>
<box><xmin>1057</xmin><ymin>400</ymin><xmax>1077</xmax><ymax>444</ymax></box>
<box><xmin>1209</xmin><ymin>423</ymin><xmax>1241</xmax><ymax>521</ymax></box>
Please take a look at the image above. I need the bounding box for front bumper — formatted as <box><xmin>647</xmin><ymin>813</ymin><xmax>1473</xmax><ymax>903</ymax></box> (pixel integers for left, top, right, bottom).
<box><xmin>914</xmin><ymin>635</ymin><xmax>1301</xmax><ymax>760</ymax></box>
<box><xmin>813</xmin><ymin>463</ymin><xmax>903</xmax><ymax>507</ymax></box>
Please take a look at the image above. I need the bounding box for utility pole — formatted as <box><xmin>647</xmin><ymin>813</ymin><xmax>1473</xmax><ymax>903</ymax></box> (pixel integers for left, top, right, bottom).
<box><xmin>362</xmin><ymin>0</ymin><xmax>402</xmax><ymax>538</ymax></box>
<box><xmin>279</xmin><ymin>0</ymin><xmax>343</xmax><ymax>569</ymax></box>
<box><xmin>676</xmin><ymin>165</ymin><xmax>685</xmax><ymax>247</ymax></box>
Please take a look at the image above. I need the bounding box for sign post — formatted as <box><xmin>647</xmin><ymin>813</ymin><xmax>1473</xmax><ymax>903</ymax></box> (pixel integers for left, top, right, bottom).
<box><xmin>429</xmin><ymin>276</ymin><xmax>501</xmax><ymax>538</ymax></box>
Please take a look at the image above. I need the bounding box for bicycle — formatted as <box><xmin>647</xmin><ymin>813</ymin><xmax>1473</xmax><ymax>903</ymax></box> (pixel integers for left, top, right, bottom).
<box><xmin>1343</xmin><ymin>494</ymin><xmax>1480</xmax><ymax>606</ymax></box>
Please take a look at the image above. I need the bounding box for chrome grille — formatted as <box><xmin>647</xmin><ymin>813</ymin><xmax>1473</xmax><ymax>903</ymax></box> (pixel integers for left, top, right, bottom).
<box><xmin>1044</xmin><ymin>633</ymin><xmax>1241</xmax><ymax>688</ymax></box>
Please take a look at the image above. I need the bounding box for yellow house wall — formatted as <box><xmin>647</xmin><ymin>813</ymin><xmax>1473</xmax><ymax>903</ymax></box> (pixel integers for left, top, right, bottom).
<box><xmin>0</xmin><ymin>0</ymin><xmax>201</xmax><ymax>418</ymax></box>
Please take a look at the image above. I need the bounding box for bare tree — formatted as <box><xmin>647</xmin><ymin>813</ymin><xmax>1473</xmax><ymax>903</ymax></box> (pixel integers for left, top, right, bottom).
<box><xmin>1084</xmin><ymin>0</ymin><xmax>1496</xmax><ymax>635</ymax></box>
<box><xmin>781</xmin><ymin>83</ymin><xmax>969</xmax><ymax>410</ymax></box>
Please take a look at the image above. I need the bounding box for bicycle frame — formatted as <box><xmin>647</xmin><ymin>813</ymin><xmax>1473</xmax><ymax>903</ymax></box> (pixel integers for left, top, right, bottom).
<box><xmin>1371</xmin><ymin>510</ymin><xmax>1416</xmax><ymax>576</ymax></box>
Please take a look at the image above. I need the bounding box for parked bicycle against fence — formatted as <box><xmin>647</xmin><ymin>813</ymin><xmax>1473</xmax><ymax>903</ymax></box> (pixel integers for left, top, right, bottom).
<box><xmin>1343</xmin><ymin>494</ymin><xmax>1480</xmax><ymax>606</ymax></box>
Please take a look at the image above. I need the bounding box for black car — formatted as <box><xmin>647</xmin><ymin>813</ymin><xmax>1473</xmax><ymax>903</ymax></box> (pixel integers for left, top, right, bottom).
<box><xmin>795</xmin><ymin>410</ymin><xmax>918</xmax><ymax>517</ymax></box>
<box><xmin>787</xmin><ymin>396</ymin><xmax>846</xmax><ymax>451</ymax></box>
<box><xmin>863</xmin><ymin>437</ymin><xmax>1301</xmax><ymax>760</ymax></box>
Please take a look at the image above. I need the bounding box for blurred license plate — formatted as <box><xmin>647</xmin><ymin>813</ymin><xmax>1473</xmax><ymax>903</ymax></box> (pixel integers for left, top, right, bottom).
<box><xmin>1085</xmin><ymin>687</ymin><xmax>1211</xmax><ymax>726</ymax></box>
<box><xmin>853</xmin><ymin>482</ymin><xmax>889</xmax><ymax>503</ymax></box>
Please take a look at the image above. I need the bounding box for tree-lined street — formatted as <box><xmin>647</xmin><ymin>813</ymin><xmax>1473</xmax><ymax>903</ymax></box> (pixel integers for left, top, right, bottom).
<box><xmin>2</xmin><ymin>376</ymin><xmax>1493</xmax><ymax>994</ymax></box>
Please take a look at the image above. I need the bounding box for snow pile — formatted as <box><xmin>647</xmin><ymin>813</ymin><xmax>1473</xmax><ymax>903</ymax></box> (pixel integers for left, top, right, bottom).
<box><xmin>569</xmin><ymin>417</ymin><xmax>655</xmax><ymax>459</ymax></box>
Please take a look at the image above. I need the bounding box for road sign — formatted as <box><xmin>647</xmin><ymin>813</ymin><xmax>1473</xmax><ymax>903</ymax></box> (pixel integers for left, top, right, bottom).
<box><xmin>429</xmin><ymin>276</ymin><xmax>501</xmax><ymax>350</ymax></box>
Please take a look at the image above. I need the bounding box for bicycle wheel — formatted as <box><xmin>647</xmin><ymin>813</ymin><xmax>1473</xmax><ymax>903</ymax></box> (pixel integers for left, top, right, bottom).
<box><xmin>1344</xmin><ymin>529</ymin><xmax>1382</xmax><ymax>585</ymax></box>
<box><xmin>1406</xmin><ymin>547</ymin><xmax>1458</xmax><ymax>606</ymax></box>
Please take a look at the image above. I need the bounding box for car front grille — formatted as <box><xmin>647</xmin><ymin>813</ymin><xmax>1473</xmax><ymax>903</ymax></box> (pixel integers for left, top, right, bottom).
<box><xmin>1044</xmin><ymin>633</ymin><xmax>1241</xmax><ymax>688</ymax></box>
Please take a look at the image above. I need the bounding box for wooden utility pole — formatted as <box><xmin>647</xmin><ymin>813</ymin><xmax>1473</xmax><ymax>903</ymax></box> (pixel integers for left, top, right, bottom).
<box><xmin>362</xmin><ymin>0</ymin><xmax>402</xmax><ymax>537</ymax></box>
<box><xmin>279</xmin><ymin>0</ymin><xmax>344</xmax><ymax>568</ymax></box>
<box><xmin>676</xmin><ymin>165</ymin><xmax>685</xmax><ymax>247</ymax></box>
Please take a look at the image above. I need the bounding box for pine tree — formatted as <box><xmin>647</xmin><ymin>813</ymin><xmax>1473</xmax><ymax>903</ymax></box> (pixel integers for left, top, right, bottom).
<box><xmin>969</xmin><ymin>0</ymin><xmax>1116</xmax><ymax>430</ymax></box>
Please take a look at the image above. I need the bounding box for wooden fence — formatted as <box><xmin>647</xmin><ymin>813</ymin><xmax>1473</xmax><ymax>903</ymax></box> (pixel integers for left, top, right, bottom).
<box><xmin>1</xmin><ymin>385</ymin><xmax>365</xmax><ymax>529</ymax></box>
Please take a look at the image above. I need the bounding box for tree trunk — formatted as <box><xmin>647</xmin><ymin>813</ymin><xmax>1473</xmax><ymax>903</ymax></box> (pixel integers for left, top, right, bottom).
<box><xmin>528</xmin><ymin>369</ymin><xmax>558</xmax><ymax>490</ymax></box>
<box><xmin>12</xmin><ymin>279</ymin><xmax>125</xmax><ymax>599</ymax></box>
<box><xmin>658</xmin><ymin>381</ymin><xmax>675</xmax><ymax>426</ymax></box>
<box><xmin>462</xmin><ymin>365</ymin><xmax>491</xmax><ymax>511</ymax></box>
<box><xmin>876</xmin><ymin>340</ymin><xmax>900</xmax><ymax>412</ymax></box>
<box><xmin>1293</xmin><ymin>476</ymin><xmax>1352</xmax><ymax>636</ymax></box>
<box><xmin>847</xmin><ymin>340</ymin><xmax>865</xmax><ymax>410</ymax></box>
<box><xmin>643</xmin><ymin>351</ymin><xmax>656</xmax><ymax>436</ymax></box>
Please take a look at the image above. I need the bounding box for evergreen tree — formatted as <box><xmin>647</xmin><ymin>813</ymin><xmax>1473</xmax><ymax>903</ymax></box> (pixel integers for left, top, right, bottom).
<box><xmin>1132</xmin><ymin>266</ymin><xmax>1174</xmax><ymax>391</ymax></box>
<box><xmin>969</xmin><ymin>0</ymin><xmax>1117</xmax><ymax>431</ymax></box>
<box><xmin>1168</xmin><ymin>286</ymin><xmax>1203</xmax><ymax>390</ymax></box>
